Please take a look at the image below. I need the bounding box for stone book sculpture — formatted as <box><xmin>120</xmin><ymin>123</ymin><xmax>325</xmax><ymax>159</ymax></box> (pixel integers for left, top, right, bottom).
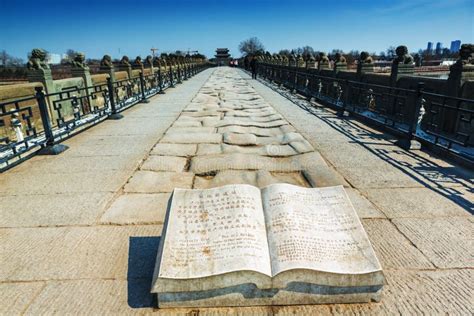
<box><xmin>151</xmin><ymin>184</ymin><xmax>384</xmax><ymax>308</ymax></box>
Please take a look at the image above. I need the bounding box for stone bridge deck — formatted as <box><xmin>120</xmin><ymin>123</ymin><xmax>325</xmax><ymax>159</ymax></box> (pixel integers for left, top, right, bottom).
<box><xmin>1</xmin><ymin>67</ymin><xmax>472</xmax><ymax>315</ymax></box>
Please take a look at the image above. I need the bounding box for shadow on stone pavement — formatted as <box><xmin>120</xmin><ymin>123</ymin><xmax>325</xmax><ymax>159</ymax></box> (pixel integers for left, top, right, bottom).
<box><xmin>127</xmin><ymin>236</ymin><xmax>161</xmax><ymax>308</ymax></box>
<box><xmin>260</xmin><ymin>80</ymin><xmax>473</xmax><ymax>214</ymax></box>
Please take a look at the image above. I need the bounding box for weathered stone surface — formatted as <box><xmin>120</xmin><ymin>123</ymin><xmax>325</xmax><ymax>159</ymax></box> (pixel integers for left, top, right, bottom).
<box><xmin>161</xmin><ymin>132</ymin><xmax>222</xmax><ymax>144</ymax></box>
<box><xmin>172</xmin><ymin>120</ymin><xmax>202</xmax><ymax>127</ymax></box>
<box><xmin>166</xmin><ymin>127</ymin><xmax>216</xmax><ymax>134</ymax></box>
<box><xmin>0</xmin><ymin>225</ymin><xmax>162</xmax><ymax>281</ymax></box>
<box><xmin>335</xmin><ymin>166</ymin><xmax>423</xmax><ymax>189</ymax></box>
<box><xmin>223</xmin><ymin>132</ymin><xmax>257</xmax><ymax>145</ymax></box>
<box><xmin>124</xmin><ymin>171</ymin><xmax>194</xmax><ymax>193</ymax></box>
<box><xmin>190</xmin><ymin>152</ymin><xmax>327</xmax><ymax>174</ymax></box>
<box><xmin>100</xmin><ymin>193</ymin><xmax>170</xmax><ymax>224</ymax></box>
<box><xmin>344</xmin><ymin>189</ymin><xmax>386</xmax><ymax>218</ymax></box>
<box><xmin>289</xmin><ymin>139</ymin><xmax>314</xmax><ymax>153</ymax></box>
<box><xmin>193</xmin><ymin>170</ymin><xmax>308</xmax><ymax>189</ymax></box>
<box><xmin>215</xmin><ymin>118</ymin><xmax>289</xmax><ymax>128</ymax></box>
<box><xmin>303</xmin><ymin>166</ymin><xmax>349</xmax><ymax>188</ymax></box>
<box><xmin>151</xmin><ymin>143</ymin><xmax>197</xmax><ymax>156</ymax></box>
<box><xmin>0</xmin><ymin>283</ymin><xmax>44</xmax><ymax>314</ymax></box>
<box><xmin>218</xmin><ymin>125</ymin><xmax>296</xmax><ymax>137</ymax></box>
<box><xmin>393</xmin><ymin>217</ymin><xmax>473</xmax><ymax>268</ymax></box>
<box><xmin>0</xmin><ymin>192</ymin><xmax>113</xmax><ymax>228</ymax></box>
<box><xmin>365</xmin><ymin>187</ymin><xmax>471</xmax><ymax>218</ymax></box>
<box><xmin>141</xmin><ymin>155</ymin><xmax>188</xmax><ymax>172</ymax></box>
<box><xmin>363</xmin><ymin>219</ymin><xmax>434</xmax><ymax>269</ymax></box>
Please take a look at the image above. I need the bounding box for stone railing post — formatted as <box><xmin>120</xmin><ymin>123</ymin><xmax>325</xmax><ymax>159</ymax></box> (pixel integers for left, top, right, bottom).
<box><xmin>139</xmin><ymin>72</ymin><xmax>150</xmax><ymax>103</ymax></box>
<box><xmin>35</xmin><ymin>86</ymin><xmax>68</xmax><ymax>155</ymax></box>
<box><xmin>390</xmin><ymin>46</ymin><xmax>415</xmax><ymax>86</ymax></box>
<box><xmin>106</xmin><ymin>77</ymin><xmax>123</xmax><ymax>120</ymax></box>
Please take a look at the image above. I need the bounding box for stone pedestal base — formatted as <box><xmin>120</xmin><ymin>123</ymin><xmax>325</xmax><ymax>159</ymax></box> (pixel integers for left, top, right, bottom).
<box><xmin>108</xmin><ymin>113</ymin><xmax>124</xmax><ymax>120</ymax></box>
<box><xmin>395</xmin><ymin>138</ymin><xmax>421</xmax><ymax>150</ymax></box>
<box><xmin>38</xmin><ymin>144</ymin><xmax>69</xmax><ymax>155</ymax></box>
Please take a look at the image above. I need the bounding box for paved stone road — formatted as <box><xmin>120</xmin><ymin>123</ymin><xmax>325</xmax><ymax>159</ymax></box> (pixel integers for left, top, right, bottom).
<box><xmin>1</xmin><ymin>67</ymin><xmax>472</xmax><ymax>315</ymax></box>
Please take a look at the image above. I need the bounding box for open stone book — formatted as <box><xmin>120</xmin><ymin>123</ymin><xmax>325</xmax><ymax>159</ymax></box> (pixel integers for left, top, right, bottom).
<box><xmin>151</xmin><ymin>184</ymin><xmax>384</xmax><ymax>307</ymax></box>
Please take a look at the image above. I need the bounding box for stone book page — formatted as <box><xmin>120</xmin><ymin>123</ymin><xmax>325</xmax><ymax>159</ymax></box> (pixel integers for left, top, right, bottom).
<box><xmin>262</xmin><ymin>184</ymin><xmax>382</xmax><ymax>277</ymax></box>
<box><xmin>157</xmin><ymin>184</ymin><xmax>272</xmax><ymax>281</ymax></box>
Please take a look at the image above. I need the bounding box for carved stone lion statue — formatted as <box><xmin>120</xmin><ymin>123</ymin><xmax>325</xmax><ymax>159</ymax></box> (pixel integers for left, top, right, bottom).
<box><xmin>334</xmin><ymin>53</ymin><xmax>347</xmax><ymax>64</ymax></box>
<box><xmin>100</xmin><ymin>55</ymin><xmax>113</xmax><ymax>68</ymax></box>
<box><xmin>133</xmin><ymin>56</ymin><xmax>143</xmax><ymax>67</ymax></box>
<box><xmin>394</xmin><ymin>45</ymin><xmax>414</xmax><ymax>64</ymax></box>
<box><xmin>458</xmin><ymin>44</ymin><xmax>474</xmax><ymax>65</ymax></box>
<box><xmin>359</xmin><ymin>52</ymin><xmax>373</xmax><ymax>64</ymax></box>
<box><xmin>318</xmin><ymin>52</ymin><xmax>330</xmax><ymax>64</ymax></box>
<box><xmin>145</xmin><ymin>55</ymin><xmax>153</xmax><ymax>67</ymax></box>
<box><xmin>71</xmin><ymin>52</ymin><xmax>89</xmax><ymax>70</ymax></box>
<box><xmin>120</xmin><ymin>55</ymin><xmax>131</xmax><ymax>66</ymax></box>
<box><xmin>26</xmin><ymin>48</ymin><xmax>49</xmax><ymax>70</ymax></box>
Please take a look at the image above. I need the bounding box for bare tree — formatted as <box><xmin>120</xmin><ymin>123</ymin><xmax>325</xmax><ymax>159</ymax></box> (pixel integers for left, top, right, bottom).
<box><xmin>0</xmin><ymin>50</ymin><xmax>9</xmax><ymax>66</ymax></box>
<box><xmin>239</xmin><ymin>37</ymin><xmax>265</xmax><ymax>56</ymax></box>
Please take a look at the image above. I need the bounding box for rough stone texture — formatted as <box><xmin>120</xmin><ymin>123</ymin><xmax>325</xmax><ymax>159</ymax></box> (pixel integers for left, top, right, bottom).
<box><xmin>0</xmin><ymin>192</ymin><xmax>114</xmax><ymax>228</ymax></box>
<box><xmin>362</xmin><ymin>219</ymin><xmax>434</xmax><ymax>269</ymax></box>
<box><xmin>0</xmin><ymin>225</ymin><xmax>162</xmax><ymax>281</ymax></box>
<box><xmin>223</xmin><ymin>132</ymin><xmax>257</xmax><ymax>145</ymax></box>
<box><xmin>193</xmin><ymin>170</ymin><xmax>309</xmax><ymax>189</ymax></box>
<box><xmin>140</xmin><ymin>155</ymin><xmax>188</xmax><ymax>172</ymax></box>
<box><xmin>150</xmin><ymin>143</ymin><xmax>197</xmax><ymax>157</ymax></box>
<box><xmin>344</xmin><ymin>189</ymin><xmax>386</xmax><ymax>219</ymax></box>
<box><xmin>365</xmin><ymin>187</ymin><xmax>472</xmax><ymax>218</ymax></box>
<box><xmin>124</xmin><ymin>171</ymin><xmax>194</xmax><ymax>193</ymax></box>
<box><xmin>100</xmin><ymin>193</ymin><xmax>171</xmax><ymax>224</ymax></box>
<box><xmin>161</xmin><ymin>132</ymin><xmax>222</xmax><ymax>144</ymax></box>
<box><xmin>0</xmin><ymin>283</ymin><xmax>45</xmax><ymax>315</ymax></box>
<box><xmin>190</xmin><ymin>152</ymin><xmax>327</xmax><ymax>174</ymax></box>
<box><xmin>303</xmin><ymin>166</ymin><xmax>349</xmax><ymax>188</ymax></box>
<box><xmin>393</xmin><ymin>217</ymin><xmax>473</xmax><ymax>268</ymax></box>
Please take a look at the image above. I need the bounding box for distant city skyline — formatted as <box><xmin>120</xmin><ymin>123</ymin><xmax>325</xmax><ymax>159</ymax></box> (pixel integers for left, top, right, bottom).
<box><xmin>1</xmin><ymin>0</ymin><xmax>473</xmax><ymax>60</ymax></box>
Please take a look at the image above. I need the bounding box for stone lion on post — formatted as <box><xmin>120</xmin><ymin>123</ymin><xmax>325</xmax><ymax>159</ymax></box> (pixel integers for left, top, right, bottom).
<box><xmin>393</xmin><ymin>45</ymin><xmax>414</xmax><ymax>64</ymax></box>
<box><xmin>71</xmin><ymin>52</ymin><xmax>89</xmax><ymax>70</ymax></box>
<box><xmin>27</xmin><ymin>48</ymin><xmax>50</xmax><ymax>70</ymax></box>
<box><xmin>120</xmin><ymin>55</ymin><xmax>131</xmax><ymax>66</ymax></box>
<box><xmin>100</xmin><ymin>55</ymin><xmax>113</xmax><ymax>69</ymax></box>
<box><xmin>359</xmin><ymin>51</ymin><xmax>373</xmax><ymax>64</ymax></box>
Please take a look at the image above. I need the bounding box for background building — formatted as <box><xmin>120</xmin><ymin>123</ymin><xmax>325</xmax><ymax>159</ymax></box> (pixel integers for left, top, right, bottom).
<box><xmin>450</xmin><ymin>40</ymin><xmax>461</xmax><ymax>53</ymax></box>
<box><xmin>213</xmin><ymin>48</ymin><xmax>232</xmax><ymax>66</ymax></box>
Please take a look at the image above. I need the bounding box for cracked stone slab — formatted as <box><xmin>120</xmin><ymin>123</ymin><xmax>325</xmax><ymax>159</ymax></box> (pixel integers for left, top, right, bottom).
<box><xmin>302</xmin><ymin>166</ymin><xmax>349</xmax><ymax>188</ymax></box>
<box><xmin>365</xmin><ymin>187</ymin><xmax>472</xmax><ymax>218</ymax></box>
<box><xmin>171</xmin><ymin>120</ymin><xmax>202</xmax><ymax>127</ymax></box>
<box><xmin>0</xmin><ymin>282</ymin><xmax>45</xmax><ymax>314</ymax></box>
<box><xmin>193</xmin><ymin>170</ymin><xmax>308</xmax><ymax>189</ymax></box>
<box><xmin>160</xmin><ymin>132</ymin><xmax>222</xmax><ymax>144</ymax></box>
<box><xmin>223</xmin><ymin>132</ymin><xmax>257</xmax><ymax>145</ymax></box>
<box><xmin>100</xmin><ymin>193</ymin><xmax>171</xmax><ymax>224</ymax></box>
<box><xmin>124</xmin><ymin>171</ymin><xmax>194</xmax><ymax>193</ymax></box>
<box><xmin>150</xmin><ymin>143</ymin><xmax>197</xmax><ymax>156</ymax></box>
<box><xmin>218</xmin><ymin>125</ymin><xmax>296</xmax><ymax>137</ymax></box>
<box><xmin>0</xmin><ymin>225</ymin><xmax>162</xmax><ymax>281</ymax></box>
<box><xmin>362</xmin><ymin>219</ymin><xmax>434</xmax><ymax>269</ymax></box>
<box><xmin>140</xmin><ymin>156</ymin><xmax>188</xmax><ymax>172</ymax></box>
<box><xmin>0</xmin><ymin>192</ymin><xmax>114</xmax><ymax>228</ymax></box>
<box><xmin>166</xmin><ymin>127</ymin><xmax>216</xmax><ymax>134</ymax></box>
<box><xmin>214</xmin><ymin>118</ymin><xmax>289</xmax><ymax>128</ymax></box>
<box><xmin>344</xmin><ymin>189</ymin><xmax>386</xmax><ymax>218</ymax></box>
<box><xmin>189</xmin><ymin>152</ymin><xmax>327</xmax><ymax>174</ymax></box>
<box><xmin>392</xmin><ymin>217</ymin><xmax>473</xmax><ymax>268</ymax></box>
<box><xmin>196</xmin><ymin>144</ymin><xmax>298</xmax><ymax>157</ymax></box>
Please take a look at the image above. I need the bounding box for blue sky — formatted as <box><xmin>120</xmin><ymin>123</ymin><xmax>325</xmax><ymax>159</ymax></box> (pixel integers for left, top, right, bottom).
<box><xmin>0</xmin><ymin>0</ymin><xmax>473</xmax><ymax>60</ymax></box>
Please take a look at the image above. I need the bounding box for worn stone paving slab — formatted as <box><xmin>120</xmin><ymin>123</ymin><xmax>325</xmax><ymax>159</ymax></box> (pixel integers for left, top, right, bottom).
<box><xmin>362</xmin><ymin>219</ymin><xmax>434</xmax><ymax>269</ymax></box>
<box><xmin>124</xmin><ymin>171</ymin><xmax>194</xmax><ymax>193</ymax></box>
<box><xmin>0</xmin><ymin>225</ymin><xmax>163</xmax><ymax>281</ymax></box>
<box><xmin>190</xmin><ymin>152</ymin><xmax>327</xmax><ymax>174</ymax></box>
<box><xmin>392</xmin><ymin>217</ymin><xmax>473</xmax><ymax>268</ymax></box>
<box><xmin>0</xmin><ymin>192</ymin><xmax>113</xmax><ymax>228</ymax></box>
<box><xmin>100</xmin><ymin>193</ymin><xmax>171</xmax><ymax>225</ymax></box>
<box><xmin>151</xmin><ymin>143</ymin><xmax>197</xmax><ymax>157</ymax></box>
<box><xmin>0</xmin><ymin>283</ymin><xmax>45</xmax><ymax>315</ymax></box>
<box><xmin>160</xmin><ymin>132</ymin><xmax>222</xmax><ymax>144</ymax></box>
<box><xmin>140</xmin><ymin>155</ymin><xmax>188</xmax><ymax>172</ymax></box>
<box><xmin>365</xmin><ymin>187</ymin><xmax>472</xmax><ymax>218</ymax></box>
